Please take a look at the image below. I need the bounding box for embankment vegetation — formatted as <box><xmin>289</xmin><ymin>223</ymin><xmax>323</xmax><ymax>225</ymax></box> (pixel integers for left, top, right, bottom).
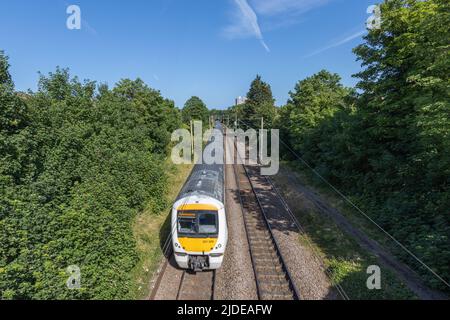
<box><xmin>0</xmin><ymin>56</ymin><xmax>183</xmax><ymax>299</ymax></box>
<box><xmin>232</xmin><ymin>0</ymin><xmax>449</xmax><ymax>292</ymax></box>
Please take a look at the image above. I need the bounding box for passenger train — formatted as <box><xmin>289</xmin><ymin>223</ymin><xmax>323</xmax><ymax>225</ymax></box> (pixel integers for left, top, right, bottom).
<box><xmin>171</xmin><ymin>122</ymin><xmax>227</xmax><ymax>271</ymax></box>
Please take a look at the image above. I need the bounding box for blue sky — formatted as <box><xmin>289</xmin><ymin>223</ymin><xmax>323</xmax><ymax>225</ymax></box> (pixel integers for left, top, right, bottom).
<box><xmin>0</xmin><ymin>0</ymin><xmax>375</xmax><ymax>108</ymax></box>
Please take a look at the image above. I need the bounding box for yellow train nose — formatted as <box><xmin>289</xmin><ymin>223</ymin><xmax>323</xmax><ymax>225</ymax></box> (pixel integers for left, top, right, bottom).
<box><xmin>178</xmin><ymin>237</ymin><xmax>218</xmax><ymax>253</ymax></box>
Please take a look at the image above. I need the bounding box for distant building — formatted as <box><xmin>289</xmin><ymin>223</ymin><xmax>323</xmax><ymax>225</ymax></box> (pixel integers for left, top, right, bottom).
<box><xmin>235</xmin><ymin>96</ymin><xmax>247</xmax><ymax>106</ymax></box>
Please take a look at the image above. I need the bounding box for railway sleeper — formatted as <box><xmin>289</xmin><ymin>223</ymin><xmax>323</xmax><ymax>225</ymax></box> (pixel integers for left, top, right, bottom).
<box><xmin>250</xmin><ymin>241</ymin><xmax>273</xmax><ymax>249</ymax></box>
<box><xmin>244</xmin><ymin>208</ymin><xmax>263</xmax><ymax>216</ymax></box>
<box><xmin>243</xmin><ymin>212</ymin><xmax>265</xmax><ymax>220</ymax></box>
<box><xmin>245</xmin><ymin>223</ymin><xmax>267</xmax><ymax>231</ymax></box>
<box><xmin>245</xmin><ymin>221</ymin><xmax>267</xmax><ymax>229</ymax></box>
<box><xmin>248</xmin><ymin>235</ymin><xmax>268</xmax><ymax>241</ymax></box>
<box><xmin>241</xmin><ymin>203</ymin><xmax>257</xmax><ymax>211</ymax></box>
<box><xmin>251</xmin><ymin>249</ymin><xmax>278</xmax><ymax>258</ymax></box>
<box><xmin>248</xmin><ymin>236</ymin><xmax>271</xmax><ymax>243</ymax></box>
<box><xmin>245</xmin><ymin>225</ymin><xmax>269</xmax><ymax>233</ymax></box>
<box><xmin>251</xmin><ymin>247</ymin><xmax>276</xmax><ymax>255</ymax></box>
<box><xmin>258</xmin><ymin>273</ymin><xmax>288</xmax><ymax>283</ymax></box>
<box><xmin>259</xmin><ymin>282</ymin><xmax>292</xmax><ymax>294</ymax></box>
<box><xmin>252</xmin><ymin>248</ymin><xmax>273</xmax><ymax>256</ymax></box>
<box><xmin>247</xmin><ymin>228</ymin><xmax>269</xmax><ymax>234</ymax></box>
<box><xmin>252</xmin><ymin>244</ymin><xmax>274</xmax><ymax>251</ymax></box>
<box><xmin>256</xmin><ymin>264</ymin><xmax>283</xmax><ymax>274</ymax></box>
<box><xmin>253</xmin><ymin>256</ymin><xmax>277</xmax><ymax>264</ymax></box>
<box><xmin>244</xmin><ymin>204</ymin><xmax>260</xmax><ymax>209</ymax></box>
<box><xmin>252</xmin><ymin>252</ymin><xmax>278</xmax><ymax>261</ymax></box>
<box><xmin>260</xmin><ymin>291</ymin><xmax>294</xmax><ymax>300</ymax></box>
<box><xmin>240</xmin><ymin>194</ymin><xmax>254</xmax><ymax>202</ymax></box>
<box><xmin>248</xmin><ymin>229</ymin><xmax>269</xmax><ymax>236</ymax></box>
<box><xmin>251</xmin><ymin>244</ymin><xmax>277</xmax><ymax>251</ymax></box>
<box><xmin>253</xmin><ymin>255</ymin><xmax>277</xmax><ymax>265</ymax></box>
<box><xmin>244</xmin><ymin>214</ymin><xmax>266</xmax><ymax>220</ymax></box>
<box><xmin>246</xmin><ymin>229</ymin><xmax>269</xmax><ymax>237</ymax></box>
<box><xmin>258</xmin><ymin>278</ymin><xmax>286</xmax><ymax>287</ymax></box>
<box><xmin>248</xmin><ymin>228</ymin><xmax>269</xmax><ymax>234</ymax></box>
<box><xmin>250</xmin><ymin>242</ymin><xmax>273</xmax><ymax>250</ymax></box>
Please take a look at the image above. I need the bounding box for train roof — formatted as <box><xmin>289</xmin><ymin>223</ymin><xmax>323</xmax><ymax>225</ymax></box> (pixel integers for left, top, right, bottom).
<box><xmin>176</xmin><ymin>162</ymin><xmax>224</xmax><ymax>204</ymax></box>
<box><xmin>176</xmin><ymin>122</ymin><xmax>224</xmax><ymax>204</ymax></box>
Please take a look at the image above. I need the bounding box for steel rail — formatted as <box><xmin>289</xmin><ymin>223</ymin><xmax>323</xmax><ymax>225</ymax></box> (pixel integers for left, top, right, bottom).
<box><xmin>233</xmin><ymin>133</ymin><xmax>300</xmax><ymax>300</ymax></box>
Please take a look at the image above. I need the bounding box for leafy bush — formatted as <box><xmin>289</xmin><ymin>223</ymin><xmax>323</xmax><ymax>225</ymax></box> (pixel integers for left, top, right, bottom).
<box><xmin>0</xmin><ymin>57</ymin><xmax>181</xmax><ymax>299</ymax></box>
<box><xmin>277</xmin><ymin>0</ymin><xmax>449</xmax><ymax>291</ymax></box>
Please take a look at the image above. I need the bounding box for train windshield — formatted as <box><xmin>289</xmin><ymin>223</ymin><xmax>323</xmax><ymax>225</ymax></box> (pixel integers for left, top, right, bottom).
<box><xmin>178</xmin><ymin>215</ymin><xmax>196</xmax><ymax>234</ymax></box>
<box><xmin>198</xmin><ymin>212</ymin><xmax>217</xmax><ymax>234</ymax></box>
<box><xmin>177</xmin><ymin>211</ymin><xmax>218</xmax><ymax>236</ymax></box>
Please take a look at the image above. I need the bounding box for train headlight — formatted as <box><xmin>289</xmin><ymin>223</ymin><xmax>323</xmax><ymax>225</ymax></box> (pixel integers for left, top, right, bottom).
<box><xmin>175</xmin><ymin>252</ymin><xmax>187</xmax><ymax>257</ymax></box>
<box><xmin>216</xmin><ymin>244</ymin><xmax>222</xmax><ymax>249</ymax></box>
<box><xmin>175</xmin><ymin>243</ymin><xmax>179</xmax><ymax>248</ymax></box>
<box><xmin>210</xmin><ymin>253</ymin><xmax>223</xmax><ymax>257</ymax></box>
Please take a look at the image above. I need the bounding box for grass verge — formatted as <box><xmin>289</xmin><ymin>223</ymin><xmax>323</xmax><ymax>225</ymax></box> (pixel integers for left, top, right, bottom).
<box><xmin>129</xmin><ymin>161</ymin><xmax>193</xmax><ymax>300</ymax></box>
<box><xmin>272</xmin><ymin>161</ymin><xmax>416</xmax><ymax>299</ymax></box>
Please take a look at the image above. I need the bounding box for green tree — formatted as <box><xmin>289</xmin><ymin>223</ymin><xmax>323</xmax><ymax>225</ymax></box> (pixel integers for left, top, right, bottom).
<box><xmin>112</xmin><ymin>78</ymin><xmax>181</xmax><ymax>154</ymax></box>
<box><xmin>242</xmin><ymin>75</ymin><xmax>277</xmax><ymax>129</ymax></box>
<box><xmin>277</xmin><ymin>0</ymin><xmax>450</xmax><ymax>291</ymax></box>
<box><xmin>0</xmin><ymin>59</ymin><xmax>182</xmax><ymax>299</ymax></box>
<box><xmin>182</xmin><ymin>96</ymin><xmax>209</xmax><ymax>125</ymax></box>
<box><xmin>0</xmin><ymin>51</ymin><xmax>12</xmax><ymax>86</ymax></box>
<box><xmin>350</xmin><ymin>0</ymin><xmax>450</xmax><ymax>288</ymax></box>
<box><xmin>0</xmin><ymin>51</ymin><xmax>31</xmax><ymax>186</ymax></box>
<box><xmin>278</xmin><ymin>70</ymin><xmax>353</xmax><ymax>150</ymax></box>
<box><xmin>0</xmin><ymin>51</ymin><xmax>28</xmax><ymax>134</ymax></box>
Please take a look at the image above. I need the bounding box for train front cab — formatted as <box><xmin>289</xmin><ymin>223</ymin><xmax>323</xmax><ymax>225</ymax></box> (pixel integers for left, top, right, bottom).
<box><xmin>172</xmin><ymin>199</ymin><xmax>227</xmax><ymax>271</ymax></box>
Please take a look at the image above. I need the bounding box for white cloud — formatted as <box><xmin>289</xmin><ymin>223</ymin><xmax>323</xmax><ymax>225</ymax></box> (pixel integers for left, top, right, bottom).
<box><xmin>305</xmin><ymin>30</ymin><xmax>366</xmax><ymax>57</ymax></box>
<box><xmin>223</xmin><ymin>0</ymin><xmax>333</xmax><ymax>52</ymax></box>
<box><xmin>250</xmin><ymin>0</ymin><xmax>331</xmax><ymax>16</ymax></box>
<box><xmin>224</xmin><ymin>0</ymin><xmax>270</xmax><ymax>52</ymax></box>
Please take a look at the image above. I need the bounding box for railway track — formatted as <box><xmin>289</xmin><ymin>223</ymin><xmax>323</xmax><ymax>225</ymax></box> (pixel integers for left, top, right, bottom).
<box><xmin>150</xmin><ymin>126</ymin><xmax>299</xmax><ymax>300</ymax></box>
<box><xmin>149</xmin><ymin>249</ymin><xmax>216</xmax><ymax>300</ymax></box>
<box><xmin>149</xmin><ymin>128</ymin><xmax>225</xmax><ymax>301</ymax></box>
<box><xmin>232</xmin><ymin>138</ymin><xmax>300</xmax><ymax>300</ymax></box>
<box><xmin>148</xmin><ymin>195</ymin><xmax>216</xmax><ymax>300</ymax></box>
<box><xmin>176</xmin><ymin>270</ymin><xmax>216</xmax><ymax>300</ymax></box>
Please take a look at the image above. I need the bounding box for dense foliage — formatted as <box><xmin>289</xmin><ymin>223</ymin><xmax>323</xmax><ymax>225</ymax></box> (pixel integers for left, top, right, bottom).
<box><xmin>0</xmin><ymin>54</ymin><xmax>182</xmax><ymax>299</ymax></box>
<box><xmin>278</xmin><ymin>70</ymin><xmax>355</xmax><ymax>151</ymax></box>
<box><xmin>251</xmin><ymin>0</ymin><xmax>449</xmax><ymax>291</ymax></box>
<box><xmin>231</xmin><ymin>75</ymin><xmax>277</xmax><ymax>129</ymax></box>
<box><xmin>182</xmin><ymin>96</ymin><xmax>209</xmax><ymax>125</ymax></box>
